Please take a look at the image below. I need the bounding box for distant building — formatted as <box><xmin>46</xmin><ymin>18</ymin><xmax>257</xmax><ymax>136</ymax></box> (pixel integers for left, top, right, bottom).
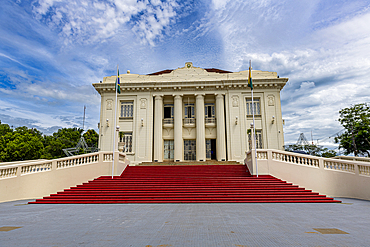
<box><xmin>93</xmin><ymin>62</ymin><xmax>288</xmax><ymax>164</ymax></box>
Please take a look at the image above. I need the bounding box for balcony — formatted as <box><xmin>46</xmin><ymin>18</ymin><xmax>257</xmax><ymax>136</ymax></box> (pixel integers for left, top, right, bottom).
<box><xmin>183</xmin><ymin>118</ymin><xmax>196</xmax><ymax>127</ymax></box>
<box><xmin>205</xmin><ymin>117</ymin><xmax>216</xmax><ymax>127</ymax></box>
<box><xmin>163</xmin><ymin>118</ymin><xmax>174</xmax><ymax>128</ymax></box>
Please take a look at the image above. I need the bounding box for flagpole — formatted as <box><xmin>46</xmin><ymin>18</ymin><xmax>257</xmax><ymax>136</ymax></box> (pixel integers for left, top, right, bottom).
<box><xmin>249</xmin><ymin>60</ymin><xmax>258</xmax><ymax>177</ymax></box>
<box><xmin>111</xmin><ymin>65</ymin><xmax>119</xmax><ymax>179</ymax></box>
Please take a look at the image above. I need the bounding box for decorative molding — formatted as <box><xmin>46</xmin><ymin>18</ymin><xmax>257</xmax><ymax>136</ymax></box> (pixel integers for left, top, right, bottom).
<box><xmin>267</xmin><ymin>95</ymin><xmax>275</xmax><ymax>106</ymax></box>
<box><xmin>106</xmin><ymin>99</ymin><xmax>113</xmax><ymax>110</ymax></box>
<box><xmin>140</xmin><ymin>98</ymin><xmax>147</xmax><ymax>109</ymax></box>
<box><xmin>232</xmin><ymin>95</ymin><xmax>239</xmax><ymax>107</ymax></box>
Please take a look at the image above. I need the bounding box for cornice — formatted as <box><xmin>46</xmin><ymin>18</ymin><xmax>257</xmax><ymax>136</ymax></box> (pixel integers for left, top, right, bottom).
<box><xmin>93</xmin><ymin>78</ymin><xmax>288</xmax><ymax>94</ymax></box>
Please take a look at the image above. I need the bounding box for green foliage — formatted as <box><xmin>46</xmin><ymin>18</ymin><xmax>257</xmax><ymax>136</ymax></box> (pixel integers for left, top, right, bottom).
<box><xmin>83</xmin><ymin>129</ymin><xmax>99</xmax><ymax>148</ymax></box>
<box><xmin>0</xmin><ymin>124</ymin><xmax>44</xmax><ymax>162</ymax></box>
<box><xmin>42</xmin><ymin>128</ymin><xmax>84</xmax><ymax>159</ymax></box>
<box><xmin>284</xmin><ymin>144</ymin><xmax>337</xmax><ymax>157</ymax></box>
<box><xmin>0</xmin><ymin>121</ymin><xmax>99</xmax><ymax>162</ymax></box>
<box><xmin>334</xmin><ymin>103</ymin><xmax>370</xmax><ymax>157</ymax></box>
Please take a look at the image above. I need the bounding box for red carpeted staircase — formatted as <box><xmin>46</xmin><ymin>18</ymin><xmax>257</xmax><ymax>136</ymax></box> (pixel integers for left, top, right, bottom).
<box><xmin>29</xmin><ymin>164</ymin><xmax>340</xmax><ymax>204</ymax></box>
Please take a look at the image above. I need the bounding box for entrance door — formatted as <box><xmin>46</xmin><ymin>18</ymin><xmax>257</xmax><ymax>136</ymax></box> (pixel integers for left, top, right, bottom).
<box><xmin>164</xmin><ymin>140</ymin><xmax>174</xmax><ymax>160</ymax></box>
<box><xmin>184</xmin><ymin>140</ymin><xmax>196</xmax><ymax>160</ymax></box>
<box><xmin>206</xmin><ymin>139</ymin><xmax>217</xmax><ymax>160</ymax></box>
<box><xmin>211</xmin><ymin>139</ymin><xmax>216</xmax><ymax>160</ymax></box>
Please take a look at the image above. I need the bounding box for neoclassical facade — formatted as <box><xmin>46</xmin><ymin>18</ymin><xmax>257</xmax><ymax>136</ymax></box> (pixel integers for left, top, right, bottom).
<box><xmin>93</xmin><ymin>62</ymin><xmax>288</xmax><ymax>164</ymax></box>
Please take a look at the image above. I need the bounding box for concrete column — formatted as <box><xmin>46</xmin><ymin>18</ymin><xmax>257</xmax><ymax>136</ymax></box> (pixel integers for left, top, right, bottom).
<box><xmin>174</xmin><ymin>95</ymin><xmax>183</xmax><ymax>162</ymax></box>
<box><xmin>216</xmin><ymin>94</ymin><xmax>227</xmax><ymax>161</ymax></box>
<box><xmin>153</xmin><ymin>95</ymin><xmax>163</xmax><ymax>162</ymax></box>
<box><xmin>196</xmin><ymin>94</ymin><xmax>206</xmax><ymax>161</ymax></box>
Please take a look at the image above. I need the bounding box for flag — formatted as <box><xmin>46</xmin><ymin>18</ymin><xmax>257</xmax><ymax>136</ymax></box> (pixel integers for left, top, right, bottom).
<box><xmin>116</xmin><ymin>67</ymin><xmax>121</xmax><ymax>94</ymax></box>
<box><xmin>248</xmin><ymin>64</ymin><xmax>253</xmax><ymax>89</ymax></box>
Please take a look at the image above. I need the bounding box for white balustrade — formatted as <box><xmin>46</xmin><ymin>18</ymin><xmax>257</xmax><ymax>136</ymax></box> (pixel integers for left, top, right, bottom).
<box><xmin>57</xmin><ymin>153</ymin><xmax>99</xmax><ymax>169</ymax></box>
<box><xmin>272</xmin><ymin>151</ymin><xmax>319</xmax><ymax>168</ymax></box>
<box><xmin>163</xmin><ymin>119</ymin><xmax>174</xmax><ymax>125</ymax></box>
<box><xmin>21</xmin><ymin>162</ymin><xmax>52</xmax><ymax>175</ymax></box>
<box><xmin>257</xmin><ymin>151</ymin><xmax>267</xmax><ymax>160</ymax></box>
<box><xmin>324</xmin><ymin>160</ymin><xmax>355</xmax><ymax>173</ymax></box>
<box><xmin>183</xmin><ymin>118</ymin><xmax>195</xmax><ymax>125</ymax></box>
<box><xmin>205</xmin><ymin>118</ymin><xmax>216</xmax><ymax>124</ymax></box>
<box><xmin>358</xmin><ymin>165</ymin><xmax>370</xmax><ymax>176</ymax></box>
<box><xmin>0</xmin><ymin>167</ymin><xmax>18</xmax><ymax>179</ymax></box>
<box><xmin>104</xmin><ymin>153</ymin><xmax>113</xmax><ymax>161</ymax></box>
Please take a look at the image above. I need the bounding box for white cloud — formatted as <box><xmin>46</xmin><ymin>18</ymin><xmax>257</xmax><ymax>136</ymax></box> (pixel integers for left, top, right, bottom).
<box><xmin>31</xmin><ymin>0</ymin><xmax>181</xmax><ymax>46</ymax></box>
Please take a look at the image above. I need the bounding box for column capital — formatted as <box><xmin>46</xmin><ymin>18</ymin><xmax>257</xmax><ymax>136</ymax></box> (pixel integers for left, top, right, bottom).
<box><xmin>215</xmin><ymin>93</ymin><xmax>225</xmax><ymax>97</ymax></box>
<box><xmin>195</xmin><ymin>93</ymin><xmax>205</xmax><ymax>98</ymax></box>
<box><xmin>154</xmin><ymin>94</ymin><xmax>163</xmax><ymax>99</ymax></box>
<box><xmin>173</xmin><ymin>94</ymin><xmax>183</xmax><ymax>98</ymax></box>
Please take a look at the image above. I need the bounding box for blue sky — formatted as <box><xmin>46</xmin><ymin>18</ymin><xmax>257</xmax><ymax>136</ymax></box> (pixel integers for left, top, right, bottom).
<box><xmin>1</xmin><ymin>0</ymin><xmax>370</xmax><ymax>149</ymax></box>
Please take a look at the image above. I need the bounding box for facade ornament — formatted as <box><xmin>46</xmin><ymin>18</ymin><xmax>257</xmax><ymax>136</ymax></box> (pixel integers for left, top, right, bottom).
<box><xmin>232</xmin><ymin>95</ymin><xmax>239</xmax><ymax>107</ymax></box>
<box><xmin>268</xmin><ymin>95</ymin><xmax>275</xmax><ymax>106</ymax></box>
<box><xmin>140</xmin><ymin>98</ymin><xmax>147</xmax><ymax>109</ymax></box>
<box><xmin>106</xmin><ymin>99</ymin><xmax>113</xmax><ymax>110</ymax></box>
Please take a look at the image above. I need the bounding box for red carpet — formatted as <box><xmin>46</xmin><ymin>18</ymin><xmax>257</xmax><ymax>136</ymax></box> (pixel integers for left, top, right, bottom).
<box><xmin>29</xmin><ymin>164</ymin><xmax>341</xmax><ymax>204</ymax></box>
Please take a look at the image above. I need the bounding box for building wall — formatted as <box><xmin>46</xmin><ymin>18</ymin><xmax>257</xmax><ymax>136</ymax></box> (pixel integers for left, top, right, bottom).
<box><xmin>94</xmin><ymin>62</ymin><xmax>288</xmax><ymax>164</ymax></box>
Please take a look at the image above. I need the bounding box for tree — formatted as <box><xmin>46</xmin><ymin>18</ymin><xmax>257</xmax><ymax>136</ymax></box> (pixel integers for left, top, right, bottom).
<box><xmin>83</xmin><ymin>129</ymin><xmax>99</xmax><ymax>148</ymax></box>
<box><xmin>335</xmin><ymin>103</ymin><xmax>370</xmax><ymax>157</ymax></box>
<box><xmin>42</xmin><ymin>128</ymin><xmax>83</xmax><ymax>159</ymax></box>
<box><xmin>0</xmin><ymin>124</ymin><xmax>44</xmax><ymax>162</ymax></box>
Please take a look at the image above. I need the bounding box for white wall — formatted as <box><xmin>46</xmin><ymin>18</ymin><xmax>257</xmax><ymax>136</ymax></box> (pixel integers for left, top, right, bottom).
<box><xmin>0</xmin><ymin>151</ymin><xmax>129</xmax><ymax>203</ymax></box>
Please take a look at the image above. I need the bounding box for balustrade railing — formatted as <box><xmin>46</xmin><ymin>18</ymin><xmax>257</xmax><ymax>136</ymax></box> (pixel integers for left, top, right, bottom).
<box><xmin>104</xmin><ymin>153</ymin><xmax>113</xmax><ymax>161</ymax></box>
<box><xmin>257</xmin><ymin>151</ymin><xmax>267</xmax><ymax>160</ymax></box>
<box><xmin>0</xmin><ymin>167</ymin><xmax>18</xmax><ymax>179</ymax></box>
<box><xmin>324</xmin><ymin>160</ymin><xmax>355</xmax><ymax>173</ymax></box>
<box><xmin>271</xmin><ymin>150</ymin><xmax>319</xmax><ymax>168</ymax></box>
<box><xmin>359</xmin><ymin>165</ymin><xmax>370</xmax><ymax>176</ymax></box>
<box><xmin>57</xmin><ymin>153</ymin><xmax>99</xmax><ymax>169</ymax></box>
<box><xmin>163</xmin><ymin>118</ymin><xmax>174</xmax><ymax>125</ymax></box>
<box><xmin>183</xmin><ymin>118</ymin><xmax>196</xmax><ymax>125</ymax></box>
<box><xmin>21</xmin><ymin>162</ymin><xmax>52</xmax><ymax>175</ymax></box>
<box><xmin>205</xmin><ymin>118</ymin><xmax>216</xmax><ymax>124</ymax></box>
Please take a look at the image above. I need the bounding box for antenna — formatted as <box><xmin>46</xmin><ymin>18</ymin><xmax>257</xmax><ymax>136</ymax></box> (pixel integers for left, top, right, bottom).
<box><xmin>82</xmin><ymin>105</ymin><xmax>86</xmax><ymax>131</ymax></box>
<box><xmin>311</xmin><ymin>130</ymin><xmax>313</xmax><ymax>145</ymax></box>
<box><xmin>296</xmin><ymin>133</ymin><xmax>310</xmax><ymax>146</ymax></box>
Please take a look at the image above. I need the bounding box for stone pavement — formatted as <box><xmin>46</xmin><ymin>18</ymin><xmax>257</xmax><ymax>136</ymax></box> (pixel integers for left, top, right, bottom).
<box><xmin>1</xmin><ymin>198</ymin><xmax>369</xmax><ymax>247</ymax></box>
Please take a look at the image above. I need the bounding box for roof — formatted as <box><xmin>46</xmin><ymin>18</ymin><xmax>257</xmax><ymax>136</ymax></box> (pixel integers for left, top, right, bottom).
<box><xmin>147</xmin><ymin>68</ymin><xmax>232</xmax><ymax>76</ymax></box>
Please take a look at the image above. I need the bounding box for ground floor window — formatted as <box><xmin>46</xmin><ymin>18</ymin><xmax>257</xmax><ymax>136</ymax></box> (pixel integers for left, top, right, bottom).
<box><xmin>248</xmin><ymin>130</ymin><xmax>263</xmax><ymax>150</ymax></box>
<box><xmin>119</xmin><ymin>132</ymin><xmax>133</xmax><ymax>152</ymax></box>
<box><xmin>184</xmin><ymin>140</ymin><xmax>196</xmax><ymax>160</ymax></box>
<box><xmin>164</xmin><ymin>140</ymin><xmax>174</xmax><ymax>160</ymax></box>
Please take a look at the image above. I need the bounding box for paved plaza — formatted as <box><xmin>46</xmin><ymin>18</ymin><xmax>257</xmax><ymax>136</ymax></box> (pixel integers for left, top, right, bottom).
<box><xmin>1</xmin><ymin>198</ymin><xmax>370</xmax><ymax>246</ymax></box>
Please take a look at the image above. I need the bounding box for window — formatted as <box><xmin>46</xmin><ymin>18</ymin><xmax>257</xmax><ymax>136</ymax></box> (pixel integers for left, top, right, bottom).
<box><xmin>184</xmin><ymin>104</ymin><xmax>195</xmax><ymax>118</ymax></box>
<box><xmin>205</xmin><ymin>104</ymin><xmax>215</xmax><ymax>118</ymax></box>
<box><xmin>121</xmin><ymin>101</ymin><xmax>133</xmax><ymax>118</ymax></box>
<box><xmin>248</xmin><ymin>130</ymin><xmax>263</xmax><ymax>150</ymax></box>
<box><xmin>119</xmin><ymin>132</ymin><xmax>133</xmax><ymax>152</ymax></box>
<box><xmin>246</xmin><ymin>98</ymin><xmax>261</xmax><ymax>116</ymax></box>
<box><xmin>164</xmin><ymin>104</ymin><xmax>174</xmax><ymax>119</ymax></box>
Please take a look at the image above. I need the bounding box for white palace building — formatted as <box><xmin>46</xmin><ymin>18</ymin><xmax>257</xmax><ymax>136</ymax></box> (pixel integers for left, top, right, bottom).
<box><xmin>93</xmin><ymin>62</ymin><xmax>288</xmax><ymax>165</ymax></box>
